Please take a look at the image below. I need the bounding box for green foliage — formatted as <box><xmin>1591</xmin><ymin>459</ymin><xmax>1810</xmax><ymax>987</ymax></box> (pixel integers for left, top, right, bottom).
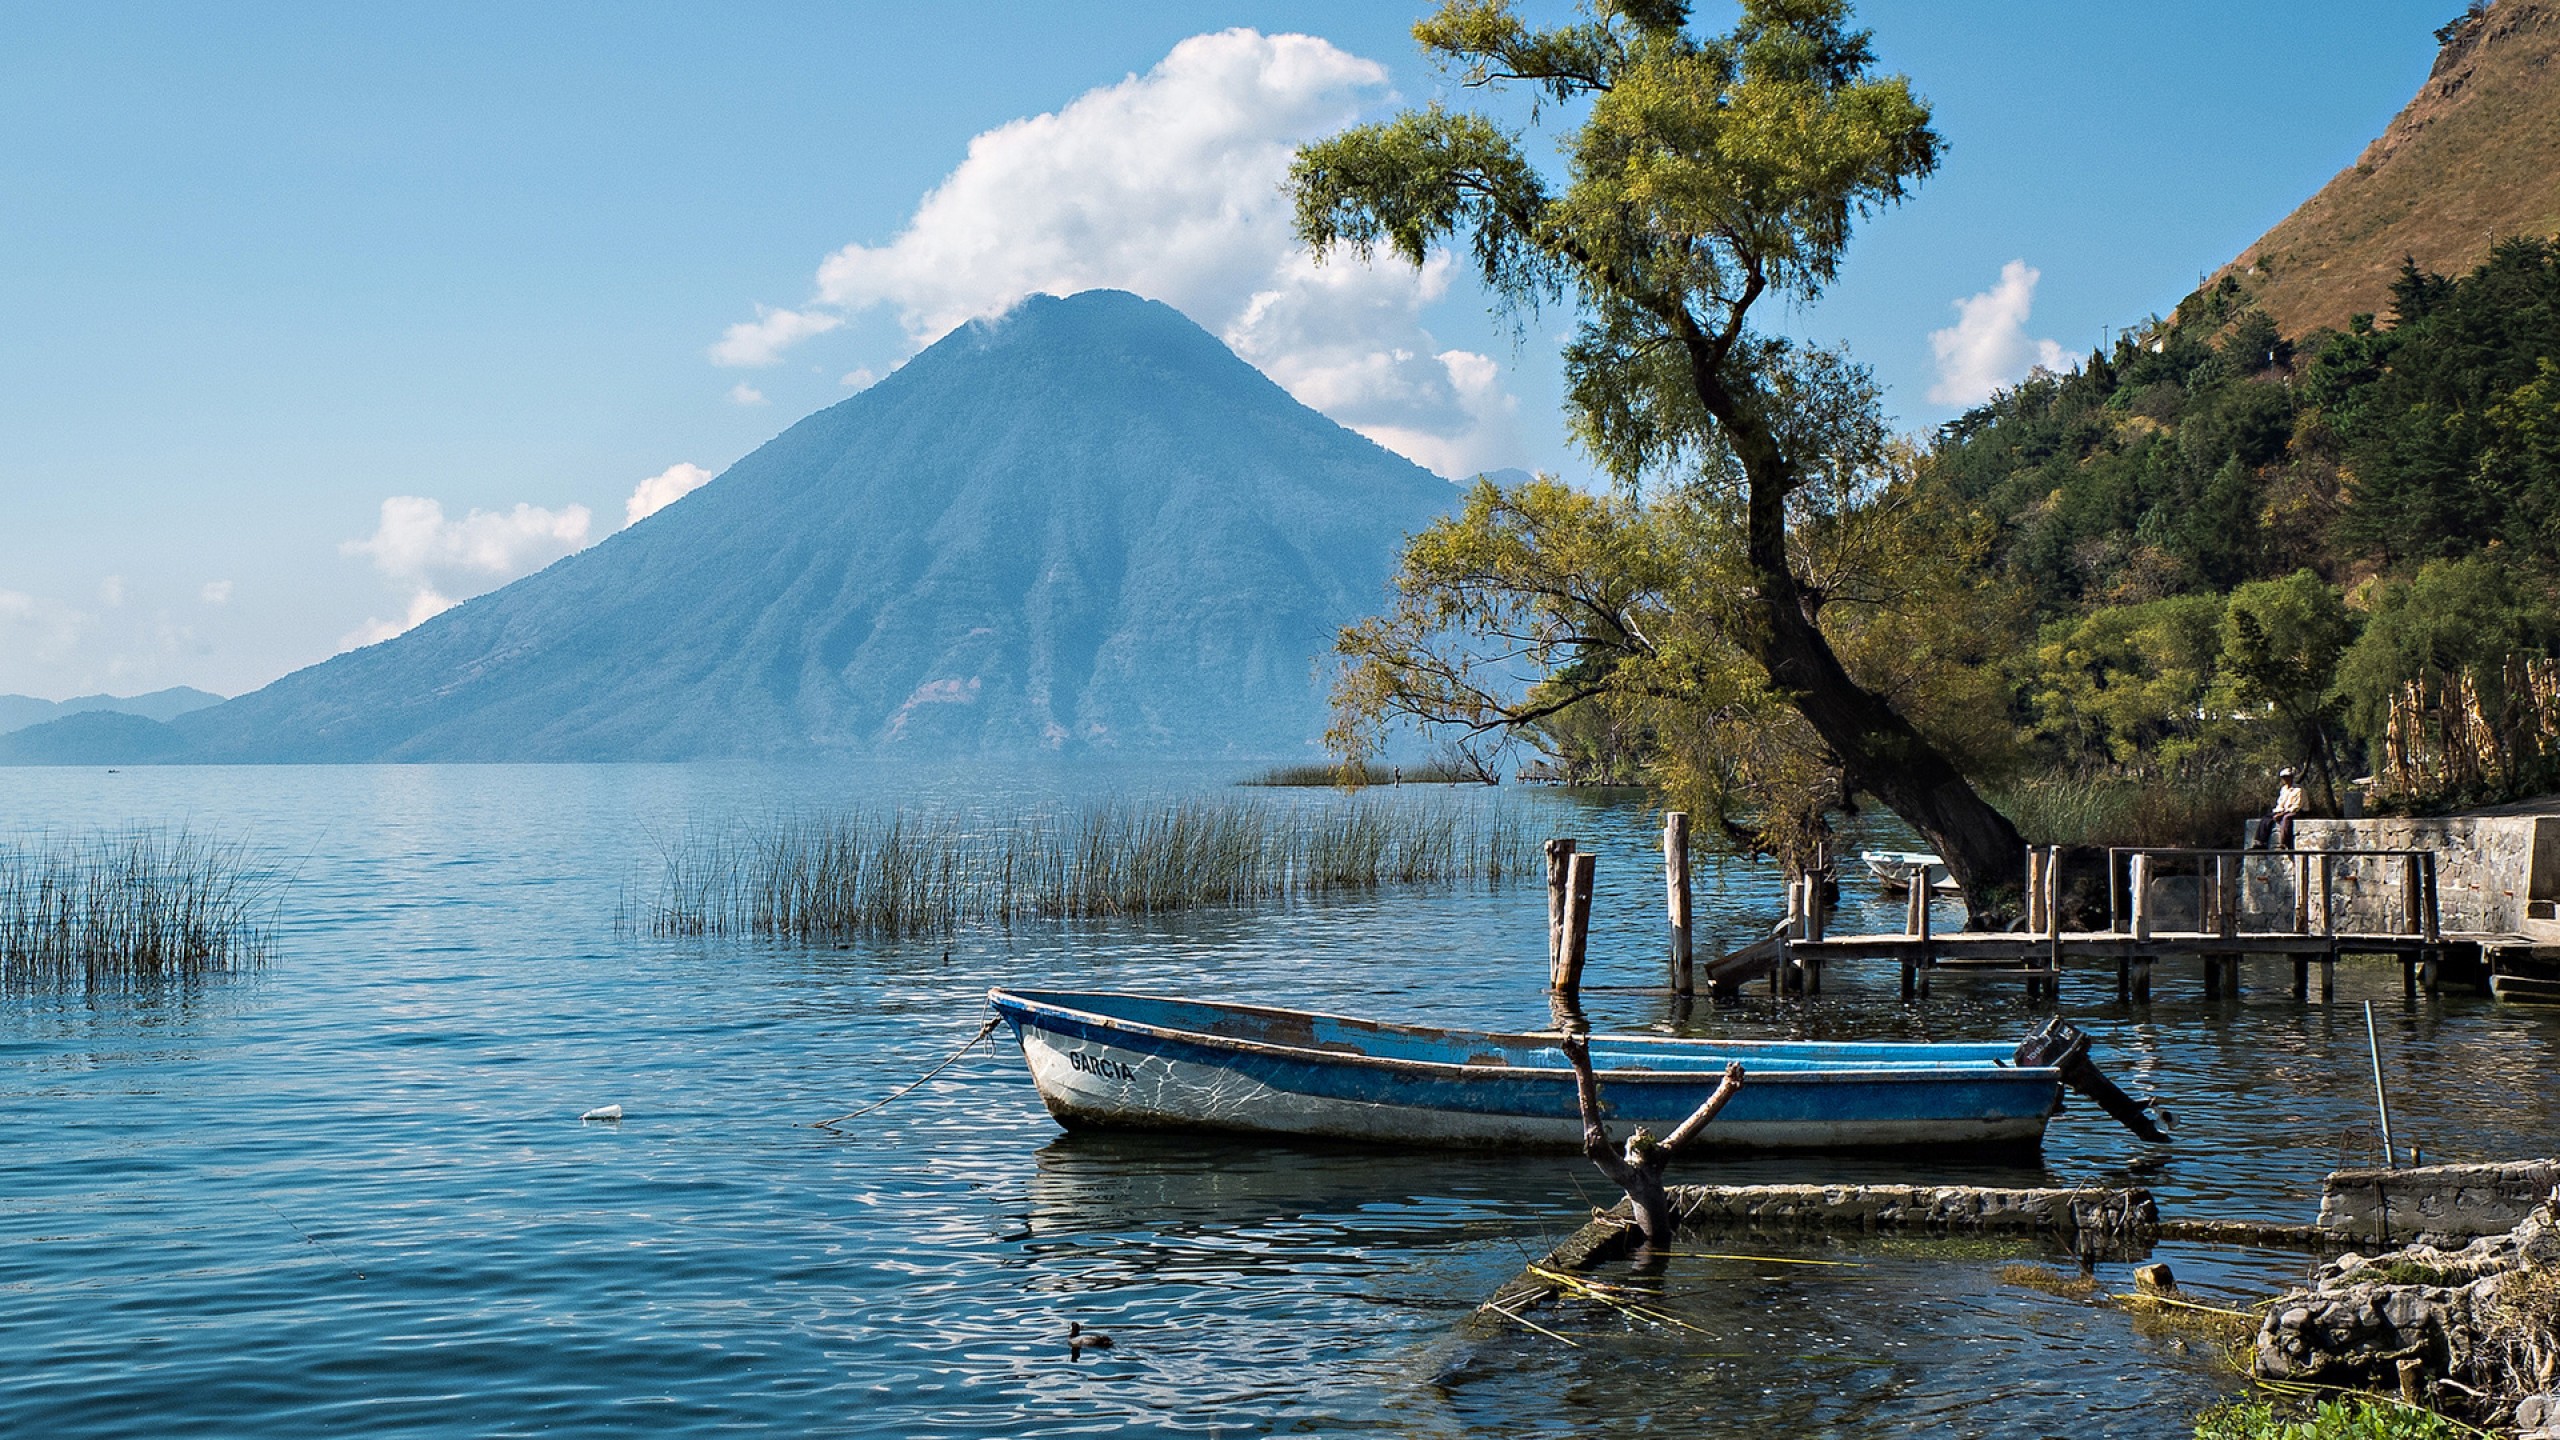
<box><xmin>2222</xmin><ymin>570</ymin><xmax>2358</xmax><ymax>801</ymax></box>
<box><xmin>2336</xmin><ymin>557</ymin><xmax>2555</xmax><ymax>747</ymax></box>
<box><xmin>2027</xmin><ymin>594</ymin><xmax>2226</xmax><ymax>766</ymax></box>
<box><xmin>1924</xmin><ymin>239</ymin><xmax>2560</xmax><ymax>809</ymax></box>
<box><xmin>2192</xmin><ymin>1396</ymin><xmax>2465</xmax><ymax>1440</ymax></box>
<box><xmin>1930</xmin><ymin>238</ymin><xmax>2560</xmax><ymax>611</ymax></box>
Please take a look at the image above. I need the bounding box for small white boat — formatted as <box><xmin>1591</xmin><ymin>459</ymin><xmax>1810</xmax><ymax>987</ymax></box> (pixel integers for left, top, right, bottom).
<box><xmin>1861</xmin><ymin>849</ymin><xmax>1961</xmax><ymax>894</ymax></box>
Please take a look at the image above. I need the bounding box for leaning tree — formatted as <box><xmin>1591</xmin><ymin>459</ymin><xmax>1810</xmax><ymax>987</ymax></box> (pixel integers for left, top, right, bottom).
<box><xmin>1292</xmin><ymin>0</ymin><xmax>2028</xmax><ymax>919</ymax></box>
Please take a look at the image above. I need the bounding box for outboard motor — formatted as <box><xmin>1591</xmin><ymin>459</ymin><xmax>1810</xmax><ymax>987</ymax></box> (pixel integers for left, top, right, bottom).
<box><xmin>2014</xmin><ymin>1018</ymin><xmax>2174</xmax><ymax>1143</ymax></box>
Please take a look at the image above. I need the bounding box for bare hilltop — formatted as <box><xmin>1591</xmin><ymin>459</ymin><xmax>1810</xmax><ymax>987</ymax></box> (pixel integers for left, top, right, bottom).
<box><xmin>2224</xmin><ymin>0</ymin><xmax>2560</xmax><ymax>335</ymax></box>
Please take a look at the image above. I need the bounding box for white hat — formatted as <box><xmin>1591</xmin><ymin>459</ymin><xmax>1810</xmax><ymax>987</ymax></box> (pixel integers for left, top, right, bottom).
<box><xmin>2279</xmin><ymin>766</ymin><xmax>2297</xmax><ymax>778</ymax></box>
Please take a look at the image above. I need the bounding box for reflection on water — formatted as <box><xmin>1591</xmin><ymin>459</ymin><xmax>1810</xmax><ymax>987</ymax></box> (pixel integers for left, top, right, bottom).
<box><xmin>0</xmin><ymin>762</ymin><xmax>2548</xmax><ymax>1437</ymax></box>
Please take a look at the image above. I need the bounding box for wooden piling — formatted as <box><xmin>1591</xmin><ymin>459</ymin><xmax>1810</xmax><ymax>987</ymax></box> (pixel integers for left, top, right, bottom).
<box><xmin>1554</xmin><ymin>851</ymin><xmax>1595</xmax><ymax>993</ymax></box>
<box><xmin>1545</xmin><ymin>838</ymin><xmax>1576</xmax><ymax>975</ymax></box>
<box><xmin>2215</xmin><ymin>854</ymin><xmax>2238</xmax><ymax>941</ymax></box>
<box><xmin>2129</xmin><ymin>854</ymin><xmax>2155</xmax><ymax>941</ymax></box>
<box><xmin>2292</xmin><ymin>853</ymin><xmax>2313</xmax><ymax>934</ymax></box>
<box><xmin>1663</xmin><ymin>813</ymin><xmax>1692</xmax><ymax>995</ymax></box>
<box><xmin>2026</xmin><ymin>847</ymin><xmax>2048</xmax><ymax>935</ymax></box>
<box><xmin>2420</xmin><ymin>852</ymin><xmax>2441</xmax><ymax>944</ymax></box>
<box><xmin>2313</xmin><ymin>852</ymin><xmax>2333</xmax><ymax>937</ymax></box>
<box><xmin>2402</xmin><ymin>852</ymin><xmax>2423</xmax><ymax>938</ymax></box>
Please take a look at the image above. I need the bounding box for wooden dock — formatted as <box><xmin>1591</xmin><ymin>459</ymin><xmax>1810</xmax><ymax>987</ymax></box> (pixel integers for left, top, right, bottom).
<box><xmin>1701</xmin><ymin>843</ymin><xmax>2539</xmax><ymax>1003</ymax></box>
<box><xmin>1544</xmin><ymin>823</ymin><xmax>2560</xmax><ymax>1006</ymax></box>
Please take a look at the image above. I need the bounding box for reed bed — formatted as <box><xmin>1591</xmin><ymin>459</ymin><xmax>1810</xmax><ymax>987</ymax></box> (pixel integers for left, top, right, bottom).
<box><xmin>0</xmin><ymin>828</ymin><xmax>281</xmax><ymax>988</ymax></box>
<box><xmin>1992</xmin><ymin>767</ymin><xmax>2266</xmax><ymax>849</ymax></box>
<box><xmin>638</xmin><ymin>797</ymin><xmax>1533</xmax><ymax>941</ymax></box>
<box><xmin>1241</xmin><ymin>759</ymin><xmax>1492</xmax><ymax>787</ymax></box>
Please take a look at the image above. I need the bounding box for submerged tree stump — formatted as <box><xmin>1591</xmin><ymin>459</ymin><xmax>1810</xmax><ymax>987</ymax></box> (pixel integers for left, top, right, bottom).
<box><xmin>1558</xmin><ymin>1032</ymin><xmax>1744</xmax><ymax>1249</ymax></box>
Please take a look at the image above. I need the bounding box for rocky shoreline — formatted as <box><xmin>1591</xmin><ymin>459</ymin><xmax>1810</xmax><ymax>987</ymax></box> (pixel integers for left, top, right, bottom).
<box><xmin>2254</xmin><ymin>1185</ymin><xmax>2560</xmax><ymax>1434</ymax></box>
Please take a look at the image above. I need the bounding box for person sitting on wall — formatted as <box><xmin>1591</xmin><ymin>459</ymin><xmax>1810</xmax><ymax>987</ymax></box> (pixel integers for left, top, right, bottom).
<box><xmin>2260</xmin><ymin>766</ymin><xmax>2307</xmax><ymax>850</ymax></box>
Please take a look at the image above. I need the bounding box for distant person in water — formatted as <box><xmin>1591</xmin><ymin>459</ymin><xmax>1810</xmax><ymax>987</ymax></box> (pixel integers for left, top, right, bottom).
<box><xmin>2261</xmin><ymin>767</ymin><xmax>2307</xmax><ymax>849</ymax></box>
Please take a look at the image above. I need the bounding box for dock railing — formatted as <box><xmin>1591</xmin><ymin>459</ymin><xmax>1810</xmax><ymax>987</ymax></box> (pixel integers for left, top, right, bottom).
<box><xmin>2100</xmin><ymin>846</ymin><xmax>2441</xmax><ymax>943</ymax></box>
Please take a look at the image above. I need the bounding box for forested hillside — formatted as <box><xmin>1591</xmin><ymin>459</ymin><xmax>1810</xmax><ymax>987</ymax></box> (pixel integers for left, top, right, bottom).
<box><xmin>1919</xmin><ymin>239</ymin><xmax>2560</xmax><ymax>817</ymax></box>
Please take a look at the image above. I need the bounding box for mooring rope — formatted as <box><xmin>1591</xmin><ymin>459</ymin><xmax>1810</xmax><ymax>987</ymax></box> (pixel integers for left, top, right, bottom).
<box><xmin>812</xmin><ymin>1015</ymin><xmax>1001</xmax><ymax>1130</ymax></box>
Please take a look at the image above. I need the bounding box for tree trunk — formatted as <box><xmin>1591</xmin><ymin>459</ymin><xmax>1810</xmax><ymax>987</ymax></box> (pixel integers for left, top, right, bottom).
<box><xmin>1692</xmin><ymin>356</ymin><xmax>2029</xmax><ymax>926</ymax></box>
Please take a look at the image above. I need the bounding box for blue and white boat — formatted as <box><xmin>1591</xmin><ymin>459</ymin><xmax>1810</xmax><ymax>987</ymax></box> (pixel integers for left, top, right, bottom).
<box><xmin>988</xmin><ymin>988</ymin><xmax>2095</xmax><ymax>1153</ymax></box>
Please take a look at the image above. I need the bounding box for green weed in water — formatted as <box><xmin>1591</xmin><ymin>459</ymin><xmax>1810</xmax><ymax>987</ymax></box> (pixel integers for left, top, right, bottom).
<box><xmin>2194</xmin><ymin>1397</ymin><xmax>2469</xmax><ymax>1439</ymax></box>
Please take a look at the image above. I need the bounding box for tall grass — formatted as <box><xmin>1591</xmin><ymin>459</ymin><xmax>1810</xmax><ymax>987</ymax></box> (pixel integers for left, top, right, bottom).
<box><xmin>0</xmin><ymin>828</ymin><xmax>280</xmax><ymax>988</ymax></box>
<box><xmin>637</xmin><ymin>797</ymin><xmax>1533</xmax><ymax>941</ymax></box>
<box><xmin>1240</xmin><ymin>759</ymin><xmax>1492</xmax><ymax>787</ymax></box>
<box><xmin>1992</xmin><ymin>767</ymin><xmax>2267</xmax><ymax>849</ymax></box>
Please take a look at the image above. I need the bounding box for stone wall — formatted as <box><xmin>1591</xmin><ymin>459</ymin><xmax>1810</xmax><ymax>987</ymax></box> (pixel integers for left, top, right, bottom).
<box><xmin>2226</xmin><ymin>815</ymin><xmax>2557</xmax><ymax>935</ymax></box>
<box><xmin>2321</xmin><ymin>1161</ymin><xmax>2560</xmax><ymax>1244</ymax></box>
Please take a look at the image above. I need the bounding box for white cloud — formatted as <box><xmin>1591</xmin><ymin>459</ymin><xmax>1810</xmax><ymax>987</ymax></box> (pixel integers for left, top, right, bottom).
<box><xmin>341</xmin><ymin>588</ymin><xmax>457</xmax><ymax>651</ymax></box>
<box><xmin>624</xmin><ymin>462</ymin><xmax>714</xmax><ymax>527</ymax></box>
<box><xmin>200</xmin><ymin>579</ymin><xmax>234</xmax><ymax>605</ymax></box>
<box><xmin>709</xmin><ymin>306</ymin><xmax>843</xmax><ymax>368</ymax></box>
<box><xmin>0</xmin><ymin>589</ymin><xmax>89</xmax><ymax>664</ymax></box>
<box><xmin>728</xmin><ymin>382</ymin><xmax>769</xmax><ymax>407</ymax></box>
<box><xmin>717</xmin><ymin>28</ymin><xmax>1521</xmax><ymax>478</ymax></box>
<box><xmin>340</xmin><ymin>496</ymin><xmax>592</xmax><ymax>648</ymax></box>
<box><xmin>840</xmin><ymin>367</ymin><xmax>877</xmax><ymax>391</ymax></box>
<box><xmin>100</xmin><ymin>575</ymin><xmax>125</xmax><ymax>607</ymax></box>
<box><xmin>1927</xmin><ymin>259</ymin><xmax>2073</xmax><ymax>407</ymax></box>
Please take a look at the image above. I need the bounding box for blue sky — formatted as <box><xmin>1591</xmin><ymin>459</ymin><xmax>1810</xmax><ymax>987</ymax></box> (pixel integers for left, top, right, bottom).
<box><xmin>0</xmin><ymin>1</ymin><xmax>2451</xmax><ymax>699</ymax></box>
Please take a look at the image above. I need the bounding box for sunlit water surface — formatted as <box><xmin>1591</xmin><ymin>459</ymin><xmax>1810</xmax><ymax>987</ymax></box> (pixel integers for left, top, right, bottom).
<box><xmin>3</xmin><ymin>763</ymin><xmax>2553</xmax><ymax>1438</ymax></box>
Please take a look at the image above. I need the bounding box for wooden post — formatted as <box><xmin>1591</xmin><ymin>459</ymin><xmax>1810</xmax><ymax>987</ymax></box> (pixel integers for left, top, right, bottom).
<box><xmin>1663</xmin><ymin>813</ymin><xmax>1692</xmax><ymax>995</ymax></box>
<box><xmin>2421</xmin><ymin>852</ymin><xmax>2441</xmax><ymax>944</ymax></box>
<box><xmin>1913</xmin><ymin>864</ymin><xmax>1934</xmax><ymax>995</ymax></box>
<box><xmin>1554</xmin><ymin>851</ymin><xmax>1595</xmax><ymax>993</ymax></box>
<box><xmin>1805</xmin><ymin>872</ymin><xmax>1827</xmax><ymax>943</ymax></box>
<box><xmin>1545</xmin><ymin>838</ymin><xmax>1576</xmax><ymax>975</ymax></box>
<box><xmin>2129</xmin><ymin>854</ymin><xmax>2155</xmax><ymax>941</ymax></box>
<box><xmin>2025</xmin><ymin>847</ymin><xmax>2047</xmax><ymax>935</ymax></box>
<box><xmin>2314</xmin><ymin>852</ymin><xmax>2333</xmax><ymax>937</ymax></box>
<box><xmin>2107</xmin><ymin>849</ymin><xmax>2124</xmax><ymax>935</ymax></box>
<box><xmin>2292</xmin><ymin>853</ymin><xmax>2312</xmax><ymax>934</ymax></box>
<box><xmin>2402</xmin><ymin>852</ymin><xmax>2423</xmax><ymax>937</ymax></box>
<box><xmin>2216</xmin><ymin>854</ymin><xmax>2238</xmax><ymax>941</ymax></box>
<box><xmin>2046</xmin><ymin>846</ymin><xmax>2064</xmax><ymax>993</ymax></box>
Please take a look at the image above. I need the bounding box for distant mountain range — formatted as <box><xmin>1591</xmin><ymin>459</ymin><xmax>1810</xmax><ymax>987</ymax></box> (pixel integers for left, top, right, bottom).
<box><xmin>2221</xmin><ymin>0</ymin><xmax>2560</xmax><ymax>335</ymax></box>
<box><xmin>3</xmin><ymin>291</ymin><xmax>1455</xmax><ymax>765</ymax></box>
<box><xmin>0</xmin><ymin>687</ymin><xmax>222</xmax><ymax>737</ymax></box>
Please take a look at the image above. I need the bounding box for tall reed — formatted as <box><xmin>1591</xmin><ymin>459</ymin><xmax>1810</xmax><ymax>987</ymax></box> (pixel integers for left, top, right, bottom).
<box><xmin>637</xmin><ymin>797</ymin><xmax>1532</xmax><ymax>941</ymax></box>
<box><xmin>0</xmin><ymin>828</ymin><xmax>281</xmax><ymax>988</ymax></box>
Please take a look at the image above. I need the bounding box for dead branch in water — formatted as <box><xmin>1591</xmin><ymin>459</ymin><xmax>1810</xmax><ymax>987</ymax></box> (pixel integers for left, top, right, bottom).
<box><xmin>1558</xmin><ymin>1032</ymin><xmax>1744</xmax><ymax>1251</ymax></box>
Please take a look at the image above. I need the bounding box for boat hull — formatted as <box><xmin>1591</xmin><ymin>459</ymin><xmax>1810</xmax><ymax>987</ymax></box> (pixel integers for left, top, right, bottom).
<box><xmin>992</xmin><ymin>989</ymin><xmax>2058</xmax><ymax>1152</ymax></box>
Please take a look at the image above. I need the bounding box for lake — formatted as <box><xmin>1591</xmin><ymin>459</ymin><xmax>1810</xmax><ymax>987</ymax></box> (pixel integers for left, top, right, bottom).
<box><xmin>3</xmin><ymin>762</ymin><xmax>2553</xmax><ymax>1438</ymax></box>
